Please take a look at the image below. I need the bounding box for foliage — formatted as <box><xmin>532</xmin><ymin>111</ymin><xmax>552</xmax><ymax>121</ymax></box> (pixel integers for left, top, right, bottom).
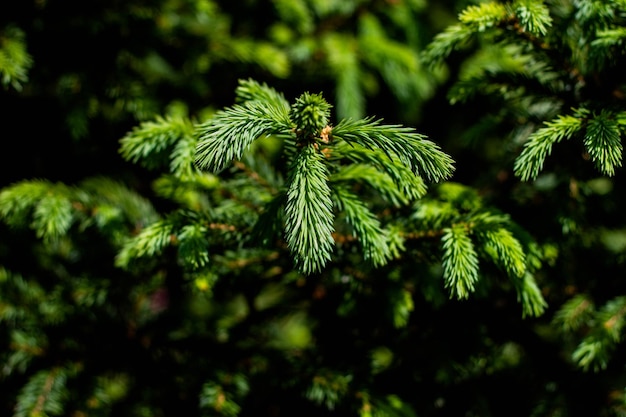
<box><xmin>2</xmin><ymin>0</ymin><xmax>626</xmax><ymax>416</ymax></box>
<box><xmin>421</xmin><ymin>0</ymin><xmax>626</xmax><ymax>414</ymax></box>
<box><xmin>0</xmin><ymin>25</ymin><xmax>32</xmax><ymax>91</ymax></box>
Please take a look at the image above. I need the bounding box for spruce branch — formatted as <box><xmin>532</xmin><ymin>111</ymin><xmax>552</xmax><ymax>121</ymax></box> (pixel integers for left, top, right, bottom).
<box><xmin>584</xmin><ymin>111</ymin><xmax>623</xmax><ymax>176</ymax></box>
<box><xmin>199</xmin><ymin>381</ymin><xmax>243</xmax><ymax>416</ymax></box>
<box><xmin>235</xmin><ymin>78</ymin><xmax>291</xmax><ymax>110</ymax></box>
<box><xmin>553</xmin><ymin>294</ymin><xmax>595</xmax><ymax>332</ymax></box>
<box><xmin>170</xmin><ymin>134</ymin><xmax>200</xmax><ymax>177</ymax></box>
<box><xmin>390</xmin><ymin>287</ymin><xmax>415</xmax><ymax>328</ymax></box>
<box><xmin>423</xmin><ymin>0</ymin><xmax>564</xmax><ymax>83</ymax></box>
<box><xmin>290</xmin><ymin>91</ymin><xmax>332</xmax><ymax>138</ymax></box>
<box><xmin>408</xmin><ymin>182</ymin><xmax>547</xmax><ymax>314</ymax></box>
<box><xmin>478</xmin><ymin>227</ymin><xmax>527</xmax><ymax>279</ymax></box>
<box><xmin>32</xmin><ymin>193</ymin><xmax>74</xmax><ymax>242</ymax></box>
<box><xmin>0</xmin><ymin>25</ymin><xmax>33</xmax><ymax>91</ymax></box>
<box><xmin>513</xmin><ymin>272</ymin><xmax>548</xmax><ymax>317</ymax></box>
<box><xmin>332</xmin><ymin>117</ymin><xmax>455</xmax><ymax>182</ymax></box>
<box><xmin>441</xmin><ymin>223</ymin><xmax>480</xmax><ymax>299</ymax></box>
<box><xmin>330</xmin><ymin>164</ymin><xmax>412</xmax><ymax>207</ymax></box>
<box><xmin>510</xmin><ymin>0</ymin><xmax>553</xmax><ymax>36</ymax></box>
<box><xmin>306</xmin><ymin>371</ymin><xmax>352</xmax><ymax>411</ymax></box>
<box><xmin>331</xmin><ymin>141</ymin><xmax>428</xmax><ymax>201</ymax></box>
<box><xmin>0</xmin><ymin>181</ymin><xmax>75</xmax><ymax>242</ymax></box>
<box><xmin>120</xmin><ymin>116</ymin><xmax>194</xmax><ymax>171</ymax></box>
<box><xmin>574</xmin><ymin>0</ymin><xmax>621</xmax><ymax>28</ymax></box>
<box><xmin>115</xmin><ymin>219</ymin><xmax>174</xmax><ymax>269</ymax></box>
<box><xmin>459</xmin><ymin>3</ymin><xmax>508</xmax><ymax>32</ymax></box>
<box><xmin>0</xmin><ymin>180</ymin><xmax>55</xmax><ymax>227</ymax></box>
<box><xmin>284</xmin><ymin>145</ymin><xmax>335</xmax><ymax>274</ymax></box>
<box><xmin>192</xmin><ymin>79</ymin><xmax>454</xmax><ymax>274</ymax></box>
<box><xmin>195</xmin><ymin>100</ymin><xmax>293</xmax><ymax>173</ymax></box>
<box><xmin>271</xmin><ymin>0</ymin><xmax>314</xmax><ymax>35</ymax></box>
<box><xmin>573</xmin><ymin>338</ymin><xmax>610</xmax><ymax>372</ymax></box>
<box><xmin>333</xmin><ymin>187</ymin><xmax>391</xmax><ymax>267</ymax></box>
<box><xmin>80</xmin><ymin>177</ymin><xmax>159</xmax><ymax>229</ymax></box>
<box><xmin>15</xmin><ymin>368</ymin><xmax>68</xmax><ymax>417</ymax></box>
<box><xmin>514</xmin><ymin>109</ymin><xmax>587</xmax><ymax>180</ymax></box>
<box><xmin>422</xmin><ymin>2</ymin><xmax>517</xmax><ymax>68</ymax></box>
<box><xmin>597</xmin><ymin>296</ymin><xmax>626</xmax><ymax>343</ymax></box>
<box><xmin>590</xmin><ymin>27</ymin><xmax>626</xmax><ymax>69</ymax></box>
<box><xmin>592</xmin><ymin>27</ymin><xmax>626</xmax><ymax>48</ymax></box>
<box><xmin>251</xmin><ymin>193</ymin><xmax>286</xmax><ymax>247</ymax></box>
<box><xmin>559</xmin><ymin>296</ymin><xmax>626</xmax><ymax>371</ymax></box>
<box><xmin>177</xmin><ymin>223</ymin><xmax>210</xmax><ymax>269</ymax></box>
<box><xmin>421</xmin><ymin>24</ymin><xmax>474</xmax><ymax>69</ymax></box>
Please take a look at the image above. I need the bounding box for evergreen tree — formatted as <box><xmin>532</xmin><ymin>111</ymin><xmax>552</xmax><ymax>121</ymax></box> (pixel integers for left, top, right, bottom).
<box><xmin>2</xmin><ymin>0</ymin><xmax>626</xmax><ymax>416</ymax></box>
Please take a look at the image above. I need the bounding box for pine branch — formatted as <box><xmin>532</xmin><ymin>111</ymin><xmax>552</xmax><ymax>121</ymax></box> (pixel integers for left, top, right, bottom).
<box><xmin>79</xmin><ymin>177</ymin><xmax>159</xmax><ymax>229</ymax></box>
<box><xmin>192</xmin><ymin>79</ymin><xmax>454</xmax><ymax>274</ymax></box>
<box><xmin>32</xmin><ymin>193</ymin><xmax>74</xmax><ymax>242</ymax></box>
<box><xmin>0</xmin><ymin>181</ymin><xmax>74</xmax><ymax>241</ymax></box>
<box><xmin>478</xmin><ymin>227</ymin><xmax>527</xmax><ymax>279</ymax></box>
<box><xmin>390</xmin><ymin>287</ymin><xmax>415</xmax><ymax>328</ymax></box>
<box><xmin>597</xmin><ymin>296</ymin><xmax>626</xmax><ymax>343</ymax></box>
<box><xmin>251</xmin><ymin>193</ymin><xmax>286</xmax><ymax>247</ymax></box>
<box><xmin>559</xmin><ymin>296</ymin><xmax>626</xmax><ymax>371</ymax></box>
<box><xmin>511</xmin><ymin>0</ymin><xmax>553</xmax><ymax>36</ymax></box>
<box><xmin>284</xmin><ymin>145</ymin><xmax>335</xmax><ymax>274</ymax></box>
<box><xmin>421</xmin><ymin>24</ymin><xmax>474</xmax><ymax>68</ymax></box>
<box><xmin>0</xmin><ymin>180</ymin><xmax>54</xmax><ymax>227</ymax></box>
<box><xmin>235</xmin><ymin>78</ymin><xmax>291</xmax><ymax>110</ymax></box>
<box><xmin>115</xmin><ymin>219</ymin><xmax>174</xmax><ymax>268</ymax></box>
<box><xmin>514</xmin><ymin>109</ymin><xmax>588</xmax><ymax>180</ymax></box>
<box><xmin>306</xmin><ymin>371</ymin><xmax>352</xmax><ymax>411</ymax></box>
<box><xmin>572</xmin><ymin>338</ymin><xmax>610</xmax><ymax>372</ymax></box>
<box><xmin>0</xmin><ymin>25</ymin><xmax>33</xmax><ymax>91</ymax></box>
<box><xmin>177</xmin><ymin>223</ymin><xmax>210</xmax><ymax>269</ymax></box>
<box><xmin>195</xmin><ymin>100</ymin><xmax>293</xmax><ymax>173</ymax></box>
<box><xmin>271</xmin><ymin>0</ymin><xmax>314</xmax><ymax>35</ymax></box>
<box><xmin>553</xmin><ymin>294</ymin><xmax>595</xmax><ymax>332</ymax></box>
<box><xmin>330</xmin><ymin>141</ymin><xmax>428</xmax><ymax>201</ymax></box>
<box><xmin>584</xmin><ymin>110</ymin><xmax>623</xmax><ymax>176</ymax></box>
<box><xmin>170</xmin><ymin>133</ymin><xmax>200</xmax><ymax>177</ymax></box>
<box><xmin>459</xmin><ymin>2</ymin><xmax>508</xmax><ymax>32</ymax></box>
<box><xmin>15</xmin><ymin>368</ymin><xmax>68</xmax><ymax>417</ymax></box>
<box><xmin>330</xmin><ymin>164</ymin><xmax>412</xmax><ymax>207</ymax></box>
<box><xmin>513</xmin><ymin>272</ymin><xmax>548</xmax><ymax>317</ymax></box>
<box><xmin>119</xmin><ymin>116</ymin><xmax>194</xmax><ymax>171</ymax></box>
<box><xmin>199</xmin><ymin>381</ymin><xmax>242</xmax><ymax>417</ymax></box>
<box><xmin>290</xmin><ymin>91</ymin><xmax>332</xmax><ymax>138</ymax></box>
<box><xmin>441</xmin><ymin>223</ymin><xmax>480</xmax><ymax>299</ymax></box>
<box><xmin>331</xmin><ymin>117</ymin><xmax>455</xmax><ymax>182</ymax></box>
<box><xmin>333</xmin><ymin>186</ymin><xmax>391</xmax><ymax>266</ymax></box>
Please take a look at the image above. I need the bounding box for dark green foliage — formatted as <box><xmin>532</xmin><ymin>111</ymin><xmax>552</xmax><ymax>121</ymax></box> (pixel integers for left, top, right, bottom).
<box><xmin>3</xmin><ymin>0</ymin><xmax>626</xmax><ymax>416</ymax></box>
<box><xmin>421</xmin><ymin>1</ymin><xmax>626</xmax><ymax>414</ymax></box>
<box><xmin>0</xmin><ymin>25</ymin><xmax>32</xmax><ymax>90</ymax></box>
<box><xmin>284</xmin><ymin>144</ymin><xmax>336</xmax><ymax>273</ymax></box>
<box><xmin>194</xmin><ymin>79</ymin><xmax>455</xmax><ymax>274</ymax></box>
